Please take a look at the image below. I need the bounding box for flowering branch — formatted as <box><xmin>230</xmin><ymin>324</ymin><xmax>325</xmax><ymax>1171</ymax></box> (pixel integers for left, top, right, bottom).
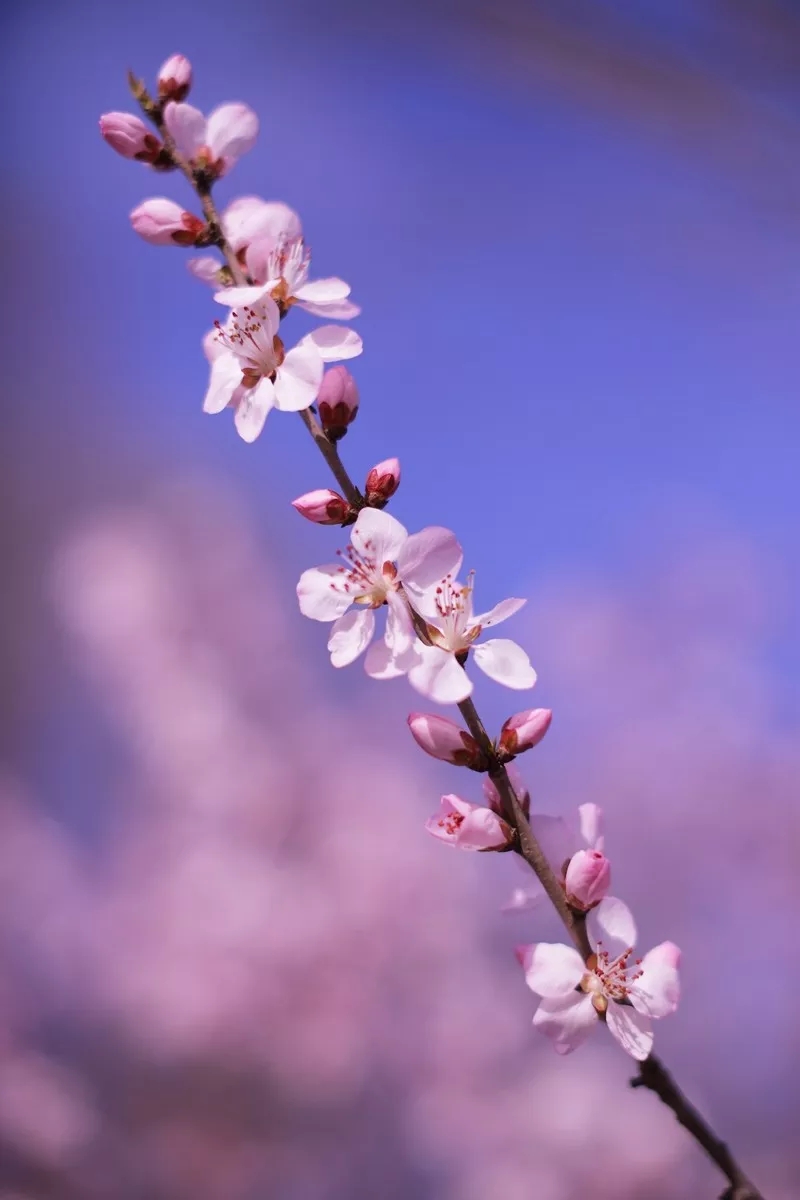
<box><xmin>101</xmin><ymin>55</ymin><xmax>764</xmax><ymax>1200</ymax></box>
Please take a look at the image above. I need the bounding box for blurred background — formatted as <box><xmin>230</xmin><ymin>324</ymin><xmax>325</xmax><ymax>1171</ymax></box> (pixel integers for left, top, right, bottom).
<box><xmin>2</xmin><ymin>0</ymin><xmax>800</xmax><ymax>1196</ymax></box>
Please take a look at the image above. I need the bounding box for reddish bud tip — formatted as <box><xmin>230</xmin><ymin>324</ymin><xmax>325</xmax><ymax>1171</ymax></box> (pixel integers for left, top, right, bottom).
<box><xmin>157</xmin><ymin>54</ymin><xmax>193</xmax><ymax>103</ymax></box>
<box><xmin>317</xmin><ymin>366</ymin><xmax>359</xmax><ymax>441</ymax></box>
<box><xmin>365</xmin><ymin>457</ymin><xmax>400</xmax><ymax>508</ymax></box>
<box><xmin>498</xmin><ymin>708</ymin><xmax>552</xmax><ymax>757</ymax></box>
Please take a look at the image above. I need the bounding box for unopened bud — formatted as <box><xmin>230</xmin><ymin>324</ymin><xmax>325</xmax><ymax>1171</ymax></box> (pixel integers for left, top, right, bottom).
<box><xmin>564</xmin><ymin>849</ymin><xmax>611</xmax><ymax>910</ymax></box>
<box><xmin>317</xmin><ymin>366</ymin><xmax>359</xmax><ymax>440</ymax></box>
<box><xmin>157</xmin><ymin>54</ymin><xmax>193</xmax><ymax>103</ymax></box>
<box><xmin>100</xmin><ymin>112</ymin><xmax>163</xmax><ymax>163</ymax></box>
<box><xmin>365</xmin><ymin>457</ymin><xmax>400</xmax><ymax>507</ymax></box>
<box><xmin>130</xmin><ymin>198</ymin><xmax>206</xmax><ymax>246</ymax></box>
<box><xmin>292</xmin><ymin>488</ymin><xmax>353</xmax><ymax>526</ymax></box>
<box><xmin>408</xmin><ymin>713</ymin><xmax>488</xmax><ymax>770</ymax></box>
<box><xmin>499</xmin><ymin>708</ymin><xmax>552</xmax><ymax>757</ymax></box>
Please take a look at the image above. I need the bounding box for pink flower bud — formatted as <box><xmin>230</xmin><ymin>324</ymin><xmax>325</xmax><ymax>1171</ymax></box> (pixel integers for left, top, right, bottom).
<box><xmin>564</xmin><ymin>848</ymin><xmax>611</xmax><ymax>910</ymax></box>
<box><xmin>317</xmin><ymin>366</ymin><xmax>359</xmax><ymax>441</ymax></box>
<box><xmin>365</xmin><ymin>457</ymin><xmax>400</xmax><ymax>507</ymax></box>
<box><xmin>426</xmin><ymin>794</ymin><xmax>513</xmax><ymax>851</ymax></box>
<box><xmin>157</xmin><ymin>54</ymin><xmax>193</xmax><ymax>103</ymax></box>
<box><xmin>292</xmin><ymin>488</ymin><xmax>352</xmax><ymax>526</ymax></box>
<box><xmin>499</xmin><ymin>708</ymin><xmax>552</xmax><ymax>756</ymax></box>
<box><xmin>100</xmin><ymin>112</ymin><xmax>163</xmax><ymax>163</ymax></box>
<box><xmin>130</xmin><ymin>198</ymin><xmax>206</xmax><ymax>247</ymax></box>
<box><xmin>408</xmin><ymin>713</ymin><xmax>488</xmax><ymax>770</ymax></box>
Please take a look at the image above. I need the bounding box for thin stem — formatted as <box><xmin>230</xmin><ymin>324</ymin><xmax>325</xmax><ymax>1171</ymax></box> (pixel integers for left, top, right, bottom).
<box><xmin>298</xmin><ymin>410</ymin><xmax>365</xmax><ymax>509</ymax></box>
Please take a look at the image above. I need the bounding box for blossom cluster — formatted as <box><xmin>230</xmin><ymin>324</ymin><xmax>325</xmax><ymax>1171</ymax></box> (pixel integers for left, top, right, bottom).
<box><xmin>100</xmin><ymin>54</ymin><xmax>680</xmax><ymax>1071</ymax></box>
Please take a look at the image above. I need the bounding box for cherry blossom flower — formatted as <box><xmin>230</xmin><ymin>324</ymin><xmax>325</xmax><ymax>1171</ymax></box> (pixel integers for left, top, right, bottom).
<box><xmin>188</xmin><ymin>198</ymin><xmax>302</xmax><ymax>285</ymax></box>
<box><xmin>297</xmin><ymin>509</ymin><xmax>462</xmax><ymax>673</ymax></box>
<box><xmin>503</xmin><ymin>802</ymin><xmax>605</xmax><ymax>914</ymax></box>
<box><xmin>164</xmin><ymin>100</ymin><xmax>258</xmax><ymax>178</ymax></box>
<box><xmin>204</xmin><ymin>294</ymin><xmax>325</xmax><ymax>442</ymax></box>
<box><xmin>100</xmin><ymin>113</ymin><xmax>163</xmax><ymax>163</ymax></box>
<box><xmin>157</xmin><ymin>54</ymin><xmax>192</xmax><ymax>103</ymax></box>
<box><xmin>519</xmin><ymin>897</ymin><xmax>681</xmax><ymax>1060</ymax></box>
<box><xmin>400</xmin><ymin>572</ymin><xmax>535</xmax><ymax>705</ymax></box>
<box><xmin>426</xmin><ymin>793</ymin><xmax>513</xmax><ymax>851</ymax></box>
<box><xmin>214</xmin><ymin>234</ymin><xmax>359</xmax><ymax>321</ymax></box>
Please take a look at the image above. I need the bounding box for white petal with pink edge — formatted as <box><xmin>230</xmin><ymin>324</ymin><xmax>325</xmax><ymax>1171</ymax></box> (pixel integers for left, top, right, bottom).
<box><xmin>204</xmin><ymin>353</ymin><xmax>242</xmax><ymax>413</ymax></box>
<box><xmin>587</xmin><ymin>896</ymin><xmax>637</xmax><ymax>960</ymax></box>
<box><xmin>408</xmin><ymin>646</ymin><xmax>472</xmax><ymax>705</ymax></box>
<box><xmin>328</xmin><ymin>608</ymin><xmax>376</xmax><ymax>667</ymax></box>
<box><xmin>304</xmin><ymin>326</ymin><xmax>363</xmax><ymax>362</ymax></box>
<box><xmin>630</xmin><ymin>943</ymin><xmax>681</xmax><ymax>1018</ymax></box>
<box><xmin>207</xmin><ymin>103</ymin><xmax>259</xmax><ymax>163</ymax></box>
<box><xmin>233</xmin><ymin>377</ymin><xmax>275</xmax><ymax>442</ymax></box>
<box><xmin>163</xmin><ymin>101</ymin><xmax>205</xmax><ymax>157</ymax></box>
<box><xmin>274</xmin><ymin>343</ymin><xmax>323</xmax><ymax>412</ymax></box>
<box><xmin>532</xmin><ymin>992</ymin><xmax>598</xmax><ymax>1054</ymax></box>
<box><xmin>523</xmin><ymin>942</ymin><xmax>585</xmax><ymax>998</ymax></box>
<box><xmin>294</xmin><ymin>277</ymin><xmax>351</xmax><ymax>303</ymax></box>
<box><xmin>398</xmin><ymin>527</ymin><xmax>463</xmax><ymax>595</ymax></box>
<box><xmin>297</xmin><ymin>565</ymin><xmax>352</xmax><ymax>622</ymax></box>
<box><xmin>299</xmin><ymin>298</ymin><xmax>362</xmax><ymax>320</ymax></box>
<box><xmin>472</xmin><ymin>597</ymin><xmax>526</xmax><ymax>627</ymax></box>
<box><xmin>351</xmin><ymin>508</ymin><xmax>408</xmax><ymax>565</ymax></box>
<box><xmin>606</xmin><ymin>1001</ymin><xmax>653</xmax><ymax>1061</ymax></box>
<box><xmin>472</xmin><ymin>639</ymin><xmax>536</xmax><ymax>689</ymax></box>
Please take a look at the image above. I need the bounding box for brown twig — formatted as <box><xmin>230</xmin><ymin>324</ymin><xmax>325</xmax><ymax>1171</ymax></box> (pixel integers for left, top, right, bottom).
<box><xmin>151</xmin><ymin>79</ymin><xmax>764</xmax><ymax>1198</ymax></box>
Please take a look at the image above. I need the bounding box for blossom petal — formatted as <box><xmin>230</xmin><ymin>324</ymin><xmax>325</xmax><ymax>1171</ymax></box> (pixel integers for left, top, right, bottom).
<box><xmin>214</xmin><ymin>283</ymin><xmax>275</xmax><ymax>308</ymax></box>
<box><xmin>473</xmin><ymin>639</ymin><xmax>537</xmax><ymax>689</ymax></box>
<box><xmin>163</xmin><ymin>100</ymin><xmax>205</xmax><ymax>158</ymax></box>
<box><xmin>233</xmin><ymin>377</ymin><xmax>274</xmax><ymax>442</ymax></box>
<box><xmin>398</xmin><ymin>527</ymin><xmax>463</xmax><ymax>595</ymax></box>
<box><xmin>472</xmin><ymin>597</ymin><xmax>526</xmax><ymax>627</ymax></box>
<box><xmin>587</xmin><ymin>897</ymin><xmax>637</xmax><ymax>960</ymax></box>
<box><xmin>274</xmin><ymin>343</ymin><xmax>324</xmax><ymax>411</ymax></box>
<box><xmin>222</xmin><ymin>197</ymin><xmax>301</xmax><ymax>253</ymax></box>
<box><xmin>206</xmin><ymin>103</ymin><xmax>259</xmax><ymax>165</ymax></box>
<box><xmin>532</xmin><ymin>992</ymin><xmax>598</xmax><ymax>1055</ymax></box>
<box><xmin>351</xmin><ymin>508</ymin><xmax>408</xmax><ymax>565</ymax></box>
<box><xmin>630</xmin><ymin>942</ymin><xmax>681</xmax><ymax>1019</ymax></box>
<box><xmin>457</xmin><ymin>807</ymin><xmax>512</xmax><ymax>850</ymax></box>
<box><xmin>297</xmin><ymin>565</ymin><xmax>352</xmax><ymax>622</ymax></box>
<box><xmin>298</xmin><ymin>298</ymin><xmax>362</xmax><ymax>320</ymax></box>
<box><xmin>303</xmin><ymin>325</ymin><xmax>363</xmax><ymax>362</ymax></box>
<box><xmin>523</xmin><ymin>942</ymin><xmax>585</xmax><ymax>999</ymax></box>
<box><xmin>294</xmin><ymin>277</ymin><xmax>351</xmax><ymax>303</ymax></box>
<box><xmin>385</xmin><ymin>592</ymin><xmax>416</xmax><ymax>656</ymax></box>
<box><xmin>578</xmin><ymin>803</ymin><xmax>604</xmax><ymax>851</ymax></box>
<box><xmin>203</xmin><ymin>352</ymin><xmax>242</xmax><ymax>413</ymax></box>
<box><xmin>408</xmin><ymin>646</ymin><xmax>472</xmax><ymax>704</ymax></box>
<box><xmin>188</xmin><ymin>256</ymin><xmax>223</xmax><ymax>286</ymax></box>
<box><xmin>606</xmin><ymin>1001</ymin><xmax>654</xmax><ymax>1061</ymax></box>
<box><xmin>328</xmin><ymin>608</ymin><xmax>375</xmax><ymax>668</ymax></box>
<box><xmin>365</xmin><ymin>637</ymin><xmax>409</xmax><ymax>680</ymax></box>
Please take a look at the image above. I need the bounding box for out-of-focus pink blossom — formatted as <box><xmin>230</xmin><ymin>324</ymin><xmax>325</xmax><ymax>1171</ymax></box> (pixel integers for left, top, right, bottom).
<box><xmin>317</xmin><ymin>366</ymin><xmax>359</xmax><ymax>440</ymax></box>
<box><xmin>292</xmin><ymin>489</ymin><xmax>352</xmax><ymax>526</ymax></box>
<box><xmin>426</xmin><ymin>793</ymin><xmax>513</xmax><ymax>851</ymax></box>
<box><xmin>157</xmin><ymin>53</ymin><xmax>192</xmax><ymax>103</ymax></box>
<box><xmin>188</xmin><ymin>198</ymin><xmax>303</xmax><ymax>284</ymax></box>
<box><xmin>297</xmin><ymin>508</ymin><xmax>462</xmax><ymax>673</ymax></box>
<box><xmin>520</xmin><ymin>897</ymin><xmax>680</xmax><ymax>1060</ymax></box>
<box><xmin>100</xmin><ymin>112</ymin><xmax>163</xmax><ymax>163</ymax></box>
<box><xmin>398</xmin><ymin>573</ymin><xmax>535</xmax><ymax>705</ymax></box>
<box><xmin>365</xmin><ymin>457</ymin><xmax>401</xmax><ymax>508</ymax></box>
<box><xmin>130</xmin><ymin>198</ymin><xmax>205</xmax><ymax>246</ymax></box>
<box><xmin>407</xmin><ymin>712</ymin><xmax>488</xmax><ymax>770</ymax></box>
<box><xmin>205</xmin><ymin>294</ymin><xmax>323</xmax><ymax>441</ymax></box>
<box><xmin>499</xmin><ymin>707</ymin><xmax>552</xmax><ymax>756</ymax></box>
<box><xmin>563</xmin><ymin>848</ymin><xmax>611</xmax><ymax>909</ymax></box>
<box><xmin>164</xmin><ymin>100</ymin><xmax>258</xmax><ymax>178</ymax></box>
<box><xmin>504</xmin><ymin>801</ymin><xmax>606</xmax><ymax>914</ymax></box>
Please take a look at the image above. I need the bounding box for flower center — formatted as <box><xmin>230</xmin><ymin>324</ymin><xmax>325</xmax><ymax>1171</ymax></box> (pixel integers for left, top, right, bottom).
<box><xmin>263</xmin><ymin>236</ymin><xmax>310</xmax><ymax>299</ymax></box>
<box><xmin>331</xmin><ymin>537</ymin><xmax>397</xmax><ymax>607</ymax></box>
<box><xmin>437</xmin><ymin>810</ymin><xmax>464</xmax><ymax>836</ymax></box>
<box><xmin>214</xmin><ymin>305</ymin><xmax>283</xmax><ymax>382</ymax></box>
<box><xmin>428</xmin><ymin>571</ymin><xmax>477</xmax><ymax>650</ymax></box>
<box><xmin>582</xmin><ymin>946</ymin><xmax>643</xmax><ymax>1012</ymax></box>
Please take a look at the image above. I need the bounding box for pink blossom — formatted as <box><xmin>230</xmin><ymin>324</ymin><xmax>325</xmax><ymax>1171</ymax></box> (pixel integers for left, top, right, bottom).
<box><xmin>130</xmin><ymin>198</ymin><xmax>205</xmax><ymax>246</ymax></box>
<box><xmin>401</xmin><ymin>572</ymin><xmax>535</xmax><ymax>705</ymax></box>
<box><xmin>215</xmin><ymin>235</ymin><xmax>359</xmax><ymax>322</ymax></box>
<box><xmin>189</xmin><ymin>199</ymin><xmax>303</xmax><ymax>283</ymax></box>
<box><xmin>426</xmin><ymin>794</ymin><xmax>513</xmax><ymax>851</ymax></box>
<box><xmin>292</xmin><ymin>489</ymin><xmax>352</xmax><ymax>526</ymax></box>
<box><xmin>100</xmin><ymin>113</ymin><xmax>163</xmax><ymax>163</ymax></box>
<box><xmin>297</xmin><ymin>508</ymin><xmax>462</xmax><ymax>673</ymax></box>
<box><xmin>520</xmin><ymin>897</ymin><xmax>680</xmax><ymax>1060</ymax></box>
<box><xmin>157</xmin><ymin>54</ymin><xmax>192</xmax><ymax>103</ymax></box>
<box><xmin>365</xmin><ymin>458</ymin><xmax>401</xmax><ymax>507</ymax></box>
<box><xmin>204</xmin><ymin>294</ymin><xmax>324</xmax><ymax>442</ymax></box>
<box><xmin>499</xmin><ymin>708</ymin><xmax>552</xmax><ymax>756</ymax></box>
<box><xmin>317</xmin><ymin>366</ymin><xmax>359</xmax><ymax>440</ymax></box>
<box><xmin>407</xmin><ymin>712</ymin><xmax>487</xmax><ymax>770</ymax></box>
<box><xmin>563</xmin><ymin>848</ymin><xmax>611</xmax><ymax>909</ymax></box>
<box><xmin>164</xmin><ymin>100</ymin><xmax>258</xmax><ymax>178</ymax></box>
